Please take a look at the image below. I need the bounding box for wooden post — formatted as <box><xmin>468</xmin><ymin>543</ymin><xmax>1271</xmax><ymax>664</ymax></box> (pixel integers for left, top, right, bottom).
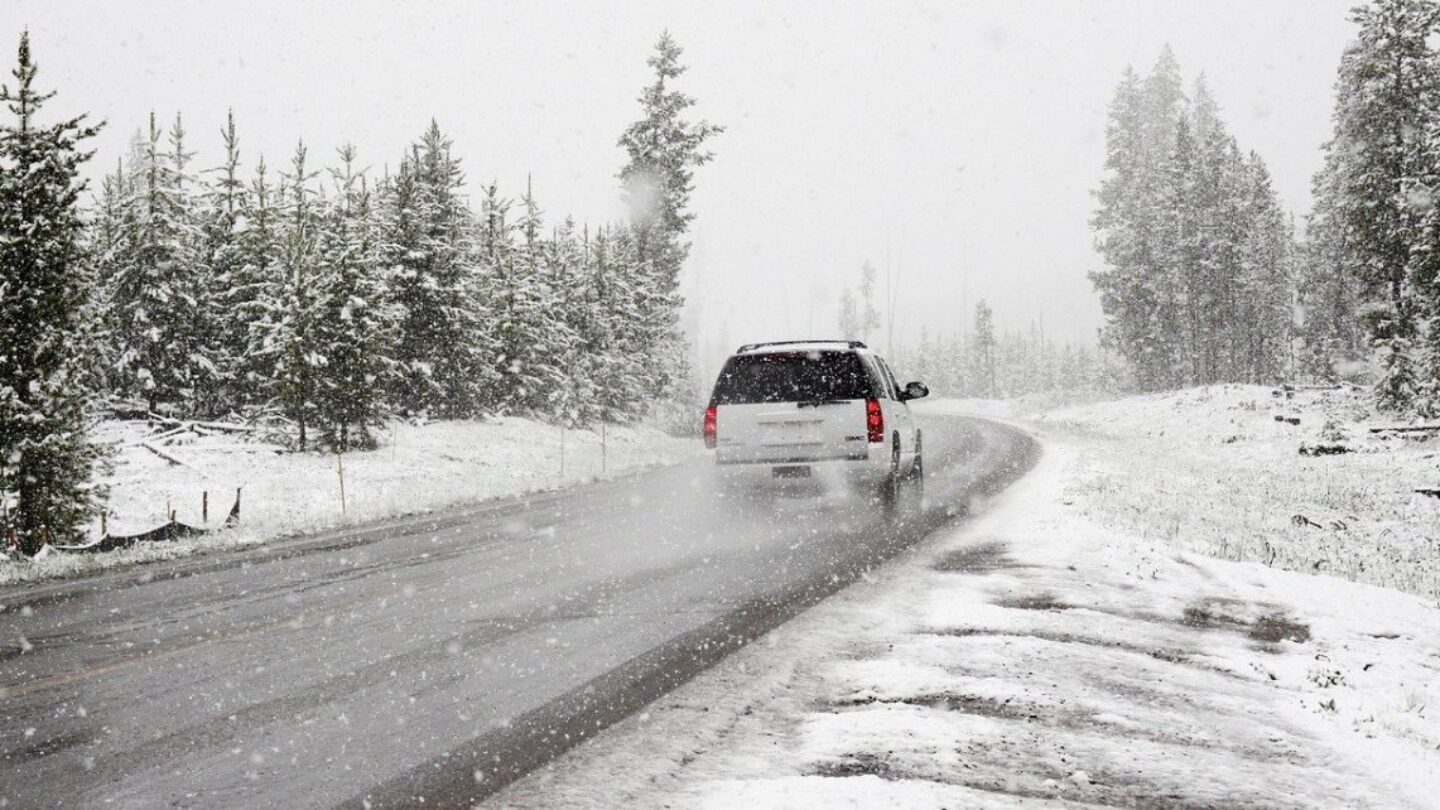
<box><xmin>100</xmin><ymin>510</ymin><xmax>107</xmax><ymax>537</ymax></box>
<box><xmin>601</xmin><ymin>420</ymin><xmax>607</xmax><ymax>475</ymax></box>
<box><xmin>165</xmin><ymin>496</ymin><xmax>172</xmax><ymax>523</ymax></box>
<box><xmin>202</xmin><ymin>491</ymin><xmax>209</xmax><ymax>524</ymax></box>
<box><xmin>335</xmin><ymin>448</ymin><xmax>347</xmax><ymax>515</ymax></box>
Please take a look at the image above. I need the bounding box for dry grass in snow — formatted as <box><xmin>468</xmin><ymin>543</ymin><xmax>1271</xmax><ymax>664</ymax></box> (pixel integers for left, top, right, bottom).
<box><xmin>1035</xmin><ymin>384</ymin><xmax>1440</xmax><ymax>600</ymax></box>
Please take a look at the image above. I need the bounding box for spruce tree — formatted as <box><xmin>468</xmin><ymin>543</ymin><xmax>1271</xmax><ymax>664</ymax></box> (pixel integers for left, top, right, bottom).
<box><xmin>385</xmin><ymin>122</ymin><xmax>488</xmax><ymax>418</ymax></box>
<box><xmin>858</xmin><ymin>261</ymin><xmax>881</xmax><ymax>344</ymax></box>
<box><xmin>618</xmin><ymin>32</ymin><xmax>721</xmax><ymax>404</ymax></box>
<box><xmin>580</xmin><ymin>226</ymin><xmax>646</xmax><ymax>421</ymax></box>
<box><xmin>1301</xmin><ymin>155</ymin><xmax>1365</xmax><ymax>381</ymax></box>
<box><xmin>837</xmin><ymin>288</ymin><xmax>860</xmax><ymax>339</ymax></box>
<box><xmin>310</xmin><ymin>145</ymin><xmax>395</xmax><ymax>450</ymax></box>
<box><xmin>1093</xmin><ymin>47</ymin><xmax>1298</xmax><ymax>393</ymax></box>
<box><xmin>480</xmin><ymin>180</ymin><xmax>557</xmax><ymax>414</ymax></box>
<box><xmin>1333</xmin><ymin>0</ymin><xmax>1440</xmax><ymax>336</ymax></box>
<box><xmin>972</xmin><ymin>300</ymin><xmax>997</xmax><ymax>398</ymax></box>
<box><xmin>0</xmin><ymin>32</ymin><xmax>106</xmax><ymax>552</ymax></box>
<box><xmin>107</xmin><ymin>112</ymin><xmax>210</xmax><ymax>414</ymax></box>
<box><xmin>541</xmin><ymin>217</ymin><xmax>586</xmax><ymax>425</ymax></box>
<box><xmin>233</xmin><ymin>156</ymin><xmax>281</xmax><ymax>409</ymax></box>
<box><xmin>202</xmin><ymin>111</ymin><xmax>253</xmax><ymax>415</ymax></box>
<box><xmin>255</xmin><ymin>143</ymin><xmax>321</xmax><ymax>448</ymax></box>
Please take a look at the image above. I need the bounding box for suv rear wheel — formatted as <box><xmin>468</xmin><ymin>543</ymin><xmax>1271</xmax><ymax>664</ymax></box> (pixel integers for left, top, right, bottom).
<box><xmin>877</xmin><ymin>438</ymin><xmax>903</xmax><ymax>512</ymax></box>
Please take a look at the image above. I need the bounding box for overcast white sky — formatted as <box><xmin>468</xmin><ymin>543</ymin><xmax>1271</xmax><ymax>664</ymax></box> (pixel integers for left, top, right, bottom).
<box><xmin>10</xmin><ymin>0</ymin><xmax>1356</xmax><ymax>371</ymax></box>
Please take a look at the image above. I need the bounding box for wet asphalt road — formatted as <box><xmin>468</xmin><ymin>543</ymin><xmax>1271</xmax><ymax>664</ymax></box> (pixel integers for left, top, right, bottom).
<box><xmin>0</xmin><ymin>414</ymin><xmax>1036</xmax><ymax>809</ymax></box>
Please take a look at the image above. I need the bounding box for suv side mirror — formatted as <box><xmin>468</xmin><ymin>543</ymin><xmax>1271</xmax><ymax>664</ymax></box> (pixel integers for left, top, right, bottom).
<box><xmin>901</xmin><ymin>381</ymin><xmax>929</xmax><ymax>401</ymax></box>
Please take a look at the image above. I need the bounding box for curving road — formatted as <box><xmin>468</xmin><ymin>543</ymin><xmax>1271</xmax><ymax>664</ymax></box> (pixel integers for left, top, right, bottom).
<box><xmin>0</xmin><ymin>414</ymin><xmax>1036</xmax><ymax>809</ymax></box>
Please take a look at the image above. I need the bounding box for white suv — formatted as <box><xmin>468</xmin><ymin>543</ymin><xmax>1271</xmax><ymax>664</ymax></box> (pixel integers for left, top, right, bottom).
<box><xmin>703</xmin><ymin>340</ymin><xmax>928</xmax><ymax>504</ymax></box>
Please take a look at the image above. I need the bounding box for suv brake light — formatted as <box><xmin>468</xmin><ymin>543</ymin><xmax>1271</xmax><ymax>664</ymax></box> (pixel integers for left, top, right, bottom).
<box><xmin>703</xmin><ymin>404</ymin><xmax>718</xmax><ymax>448</ymax></box>
<box><xmin>866</xmin><ymin>398</ymin><xmax>884</xmax><ymax>443</ymax></box>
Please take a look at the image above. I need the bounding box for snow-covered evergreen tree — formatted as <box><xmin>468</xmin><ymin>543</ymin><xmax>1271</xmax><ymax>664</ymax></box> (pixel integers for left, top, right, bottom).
<box><xmin>858</xmin><ymin>261</ymin><xmax>881</xmax><ymax>344</ymax></box>
<box><xmin>579</xmin><ymin>226</ymin><xmax>647</xmax><ymax>421</ymax></box>
<box><xmin>310</xmin><ymin>145</ymin><xmax>396</xmax><ymax>450</ymax></box>
<box><xmin>0</xmin><ymin>32</ymin><xmax>107</xmax><ymax>552</ymax></box>
<box><xmin>105</xmin><ymin>112</ymin><xmax>214</xmax><ymax>415</ymax></box>
<box><xmin>200</xmin><ymin>111</ymin><xmax>255</xmax><ymax>415</ymax></box>
<box><xmin>1093</xmin><ymin>47</ymin><xmax>1297</xmax><ymax>392</ymax></box>
<box><xmin>1300</xmin><ymin>153</ymin><xmax>1366</xmax><ymax>381</ymax></box>
<box><xmin>480</xmin><ymin>180</ymin><xmax>559</xmax><ymax>414</ymax></box>
<box><xmin>837</xmin><ymin>288</ymin><xmax>860</xmax><ymax>339</ymax></box>
<box><xmin>1238</xmin><ymin>155</ymin><xmax>1296</xmax><ymax>383</ymax></box>
<box><xmin>618</xmin><ymin>32</ymin><xmax>721</xmax><ymax>405</ymax></box>
<box><xmin>228</xmin><ymin>156</ymin><xmax>282</xmax><ymax>411</ymax></box>
<box><xmin>972</xmin><ymin>300</ymin><xmax>997</xmax><ymax>398</ymax></box>
<box><xmin>254</xmin><ymin>143</ymin><xmax>321</xmax><ymax>448</ymax></box>
<box><xmin>540</xmin><ymin>217</ymin><xmax>587</xmax><ymax>425</ymax></box>
<box><xmin>1336</xmin><ymin>0</ymin><xmax>1440</xmax><ymax>334</ymax></box>
<box><xmin>384</xmin><ymin>122</ymin><xmax>489</xmax><ymax>418</ymax></box>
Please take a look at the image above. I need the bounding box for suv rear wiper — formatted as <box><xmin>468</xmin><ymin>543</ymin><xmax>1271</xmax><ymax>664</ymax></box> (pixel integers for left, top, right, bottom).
<box><xmin>796</xmin><ymin>398</ymin><xmax>850</xmax><ymax>408</ymax></box>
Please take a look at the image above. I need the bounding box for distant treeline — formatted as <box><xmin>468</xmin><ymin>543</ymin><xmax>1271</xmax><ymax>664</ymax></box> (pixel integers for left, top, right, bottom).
<box><xmin>897</xmin><ymin>300</ymin><xmax>1126</xmax><ymax>401</ymax></box>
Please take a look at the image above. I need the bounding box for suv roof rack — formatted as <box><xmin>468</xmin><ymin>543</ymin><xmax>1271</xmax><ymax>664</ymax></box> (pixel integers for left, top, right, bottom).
<box><xmin>735</xmin><ymin>339</ymin><xmax>867</xmax><ymax>353</ymax></box>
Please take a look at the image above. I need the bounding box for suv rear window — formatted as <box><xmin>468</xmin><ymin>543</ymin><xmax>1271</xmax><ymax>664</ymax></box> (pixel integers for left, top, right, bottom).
<box><xmin>710</xmin><ymin>351</ymin><xmax>875</xmax><ymax>405</ymax></box>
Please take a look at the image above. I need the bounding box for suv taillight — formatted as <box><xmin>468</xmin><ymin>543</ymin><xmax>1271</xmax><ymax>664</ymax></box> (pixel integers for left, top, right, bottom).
<box><xmin>703</xmin><ymin>404</ymin><xmax>718</xmax><ymax>449</ymax></box>
<box><xmin>866</xmin><ymin>398</ymin><xmax>884</xmax><ymax>443</ymax></box>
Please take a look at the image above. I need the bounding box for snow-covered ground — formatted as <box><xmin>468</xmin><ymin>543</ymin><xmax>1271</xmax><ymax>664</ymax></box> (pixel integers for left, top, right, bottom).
<box><xmin>493</xmin><ymin>394</ymin><xmax>1440</xmax><ymax>808</ymax></box>
<box><xmin>1038</xmin><ymin>384</ymin><xmax>1440</xmax><ymax>601</ymax></box>
<box><xmin>0</xmin><ymin>417</ymin><xmax>697</xmax><ymax>586</ymax></box>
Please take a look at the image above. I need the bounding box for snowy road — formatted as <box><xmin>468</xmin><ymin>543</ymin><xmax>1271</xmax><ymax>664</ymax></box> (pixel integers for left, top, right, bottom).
<box><xmin>0</xmin><ymin>414</ymin><xmax>1036</xmax><ymax>809</ymax></box>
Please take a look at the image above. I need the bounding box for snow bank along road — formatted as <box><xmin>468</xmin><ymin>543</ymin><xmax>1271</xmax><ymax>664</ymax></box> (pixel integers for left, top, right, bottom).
<box><xmin>0</xmin><ymin>413</ymin><xmax>1036</xmax><ymax>808</ymax></box>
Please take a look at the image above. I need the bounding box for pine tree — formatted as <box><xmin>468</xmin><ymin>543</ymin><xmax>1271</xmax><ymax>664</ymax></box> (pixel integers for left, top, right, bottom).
<box><xmin>106</xmin><ymin>112</ymin><xmax>211</xmax><ymax>414</ymax></box>
<box><xmin>385</xmin><ymin>122</ymin><xmax>489</xmax><ymax>418</ymax></box>
<box><xmin>310</xmin><ymin>145</ymin><xmax>395</xmax><ymax>450</ymax></box>
<box><xmin>1093</xmin><ymin>47</ymin><xmax>1297</xmax><ymax>393</ymax></box>
<box><xmin>1334</xmin><ymin>0</ymin><xmax>1440</xmax><ymax>336</ymax></box>
<box><xmin>580</xmin><ymin>226</ymin><xmax>646</xmax><ymax>421</ymax></box>
<box><xmin>198</xmin><ymin>111</ymin><xmax>249</xmax><ymax>416</ymax></box>
<box><xmin>972</xmin><ymin>300</ymin><xmax>997</xmax><ymax>398</ymax></box>
<box><xmin>1301</xmin><ymin>154</ymin><xmax>1365</xmax><ymax>381</ymax></box>
<box><xmin>232</xmin><ymin>156</ymin><xmax>281</xmax><ymax>409</ymax></box>
<box><xmin>255</xmin><ymin>142</ymin><xmax>321</xmax><ymax>448</ymax></box>
<box><xmin>89</xmin><ymin>159</ymin><xmax>128</xmax><ymax>395</ymax></box>
<box><xmin>1238</xmin><ymin>155</ymin><xmax>1295</xmax><ymax>383</ymax></box>
<box><xmin>618</xmin><ymin>32</ymin><xmax>721</xmax><ymax>406</ymax></box>
<box><xmin>1157</xmin><ymin>114</ymin><xmax>1198</xmax><ymax>387</ymax></box>
<box><xmin>0</xmin><ymin>32</ymin><xmax>106</xmax><ymax>553</ymax></box>
<box><xmin>1091</xmin><ymin>61</ymin><xmax>1177</xmax><ymax>391</ymax></box>
<box><xmin>858</xmin><ymin>261</ymin><xmax>881</xmax><ymax>344</ymax></box>
<box><xmin>480</xmin><ymin>180</ymin><xmax>561</xmax><ymax>414</ymax></box>
<box><xmin>837</xmin><ymin>288</ymin><xmax>860</xmax><ymax>339</ymax></box>
<box><xmin>541</xmin><ymin>217</ymin><xmax>587</xmax><ymax>425</ymax></box>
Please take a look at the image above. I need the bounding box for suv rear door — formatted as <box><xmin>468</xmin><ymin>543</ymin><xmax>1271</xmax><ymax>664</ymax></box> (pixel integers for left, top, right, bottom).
<box><xmin>874</xmin><ymin>355</ymin><xmax>916</xmax><ymax>455</ymax></box>
<box><xmin>710</xmin><ymin>350</ymin><xmax>874</xmax><ymax>464</ymax></box>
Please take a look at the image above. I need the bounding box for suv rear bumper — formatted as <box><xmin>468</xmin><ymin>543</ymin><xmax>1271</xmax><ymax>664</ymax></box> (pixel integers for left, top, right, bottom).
<box><xmin>713</xmin><ymin>448</ymin><xmax>892</xmax><ymax>489</ymax></box>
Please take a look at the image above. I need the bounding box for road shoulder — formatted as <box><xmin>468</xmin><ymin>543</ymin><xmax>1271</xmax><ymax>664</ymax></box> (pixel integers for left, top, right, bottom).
<box><xmin>493</xmin><ymin>432</ymin><xmax>1440</xmax><ymax>809</ymax></box>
